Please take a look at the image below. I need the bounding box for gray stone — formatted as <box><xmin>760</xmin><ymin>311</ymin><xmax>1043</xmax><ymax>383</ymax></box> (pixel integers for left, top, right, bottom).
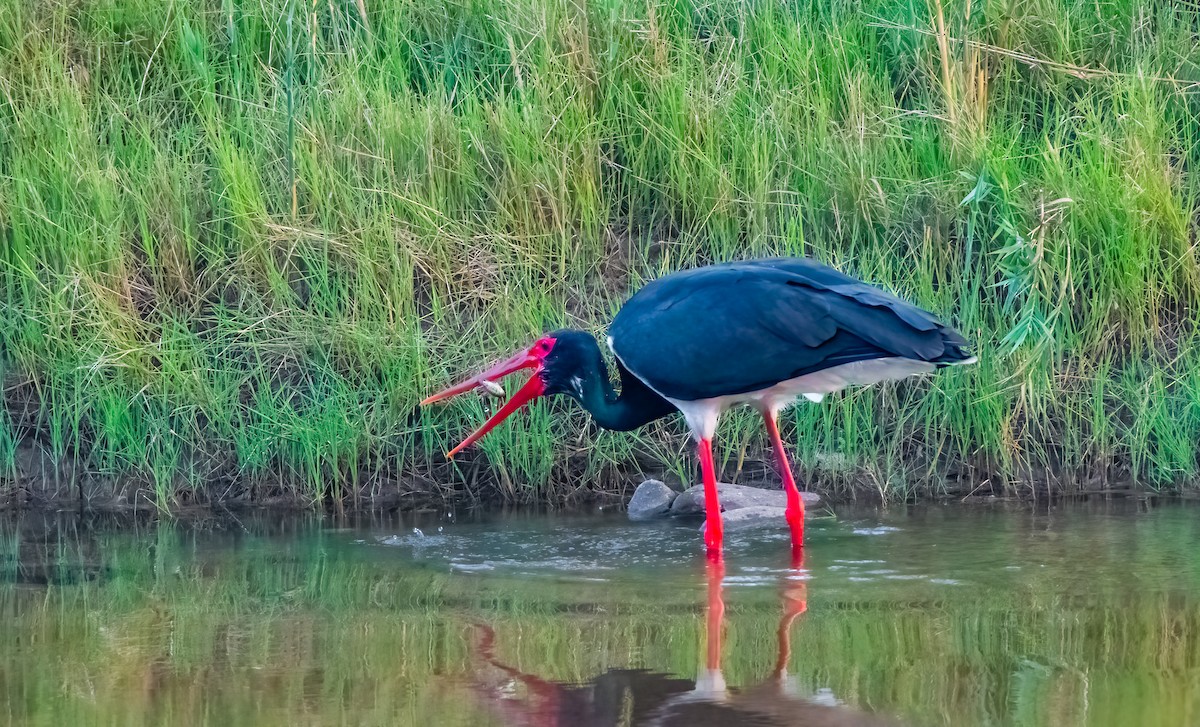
<box><xmin>626</xmin><ymin>479</ymin><xmax>678</xmax><ymax>521</ymax></box>
<box><xmin>670</xmin><ymin>482</ymin><xmax>820</xmax><ymax>517</ymax></box>
<box><xmin>700</xmin><ymin>506</ymin><xmax>789</xmax><ymax>532</ymax></box>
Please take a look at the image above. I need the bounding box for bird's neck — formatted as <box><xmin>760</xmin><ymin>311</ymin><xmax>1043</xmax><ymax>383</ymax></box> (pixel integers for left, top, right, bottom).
<box><xmin>575</xmin><ymin>351</ymin><xmax>676</xmax><ymax>432</ymax></box>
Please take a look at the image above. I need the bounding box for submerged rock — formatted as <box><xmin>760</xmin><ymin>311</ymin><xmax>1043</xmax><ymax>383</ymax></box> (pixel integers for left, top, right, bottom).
<box><xmin>700</xmin><ymin>506</ymin><xmax>789</xmax><ymax>532</ymax></box>
<box><xmin>627</xmin><ymin>480</ymin><xmax>678</xmax><ymax>521</ymax></box>
<box><xmin>670</xmin><ymin>483</ymin><xmax>820</xmax><ymax>517</ymax></box>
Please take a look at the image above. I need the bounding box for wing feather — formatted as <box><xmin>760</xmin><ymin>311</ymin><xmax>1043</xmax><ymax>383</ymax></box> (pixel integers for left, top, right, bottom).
<box><xmin>609</xmin><ymin>258</ymin><xmax>971</xmax><ymax>401</ymax></box>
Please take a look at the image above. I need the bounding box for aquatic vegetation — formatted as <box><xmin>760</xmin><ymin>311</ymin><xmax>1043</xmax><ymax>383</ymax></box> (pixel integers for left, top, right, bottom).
<box><xmin>1</xmin><ymin>0</ymin><xmax>1199</xmax><ymax>506</ymax></box>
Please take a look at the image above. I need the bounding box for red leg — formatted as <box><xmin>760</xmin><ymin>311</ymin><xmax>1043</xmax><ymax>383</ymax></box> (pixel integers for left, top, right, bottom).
<box><xmin>698</xmin><ymin>437</ymin><xmax>724</xmax><ymax>559</ymax></box>
<box><xmin>762</xmin><ymin>410</ymin><xmax>805</xmax><ymax>552</ymax></box>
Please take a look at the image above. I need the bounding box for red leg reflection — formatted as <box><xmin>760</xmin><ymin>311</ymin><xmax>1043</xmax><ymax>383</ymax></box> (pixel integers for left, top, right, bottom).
<box><xmin>695</xmin><ymin>556</ymin><xmax>728</xmax><ymax>698</ymax></box>
<box><xmin>706</xmin><ymin>558</ymin><xmax>725</xmax><ymax>672</ymax></box>
<box><xmin>773</xmin><ymin>549</ymin><xmax>808</xmax><ymax>681</ymax></box>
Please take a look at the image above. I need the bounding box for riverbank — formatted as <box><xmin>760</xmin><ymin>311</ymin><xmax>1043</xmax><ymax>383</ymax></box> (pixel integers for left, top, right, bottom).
<box><xmin>4</xmin><ymin>0</ymin><xmax>1200</xmax><ymax>511</ymax></box>
<box><xmin>2</xmin><ymin>434</ymin><xmax>1164</xmax><ymax>516</ymax></box>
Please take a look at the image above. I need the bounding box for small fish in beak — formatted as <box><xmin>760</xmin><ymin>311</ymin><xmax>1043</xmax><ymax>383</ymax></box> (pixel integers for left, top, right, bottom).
<box><xmin>476</xmin><ymin>379</ymin><xmax>505</xmax><ymax>398</ymax></box>
<box><xmin>420</xmin><ymin>337</ymin><xmax>558</xmax><ymax>459</ymax></box>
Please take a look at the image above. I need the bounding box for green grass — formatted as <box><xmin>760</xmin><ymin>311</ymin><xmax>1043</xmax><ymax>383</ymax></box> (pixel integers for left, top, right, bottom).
<box><xmin>2</xmin><ymin>0</ymin><xmax>1200</xmax><ymax>507</ymax></box>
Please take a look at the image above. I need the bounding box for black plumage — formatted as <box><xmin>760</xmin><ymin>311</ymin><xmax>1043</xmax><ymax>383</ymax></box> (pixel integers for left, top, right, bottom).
<box><xmin>608</xmin><ymin>257</ymin><xmax>972</xmax><ymax>402</ymax></box>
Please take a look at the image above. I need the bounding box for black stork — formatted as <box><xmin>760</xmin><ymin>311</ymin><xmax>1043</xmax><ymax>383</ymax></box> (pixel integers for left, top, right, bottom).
<box><xmin>421</xmin><ymin>257</ymin><xmax>975</xmax><ymax>559</ymax></box>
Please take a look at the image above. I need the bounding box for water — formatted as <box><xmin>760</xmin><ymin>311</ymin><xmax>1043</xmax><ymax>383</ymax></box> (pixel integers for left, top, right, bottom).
<box><xmin>2</xmin><ymin>500</ymin><xmax>1199</xmax><ymax>726</ymax></box>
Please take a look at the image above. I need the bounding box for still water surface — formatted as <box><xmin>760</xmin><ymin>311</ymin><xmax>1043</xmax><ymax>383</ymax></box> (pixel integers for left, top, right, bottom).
<box><xmin>2</xmin><ymin>500</ymin><xmax>1199</xmax><ymax>726</ymax></box>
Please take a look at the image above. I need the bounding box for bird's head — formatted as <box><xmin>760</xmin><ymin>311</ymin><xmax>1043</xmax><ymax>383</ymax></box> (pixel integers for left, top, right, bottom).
<box><xmin>420</xmin><ymin>330</ymin><xmax>599</xmax><ymax>458</ymax></box>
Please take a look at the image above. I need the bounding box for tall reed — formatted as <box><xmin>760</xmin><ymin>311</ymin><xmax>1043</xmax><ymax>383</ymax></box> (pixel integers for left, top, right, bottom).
<box><xmin>1</xmin><ymin>0</ymin><xmax>1199</xmax><ymax>506</ymax></box>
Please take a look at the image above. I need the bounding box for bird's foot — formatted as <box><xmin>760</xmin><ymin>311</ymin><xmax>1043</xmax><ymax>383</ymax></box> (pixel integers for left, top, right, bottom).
<box><xmin>704</xmin><ymin>513</ymin><xmax>724</xmax><ymax>555</ymax></box>
<box><xmin>704</xmin><ymin>530</ymin><xmax>723</xmax><ymax>561</ymax></box>
<box><xmin>789</xmin><ymin>540</ymin><xmax>805</xmax><ymax>566</ymax></box>
<box><xmin>786</xmin><ymin>509</ymin><xmax>804</xmax><ymax>541</ymax></box>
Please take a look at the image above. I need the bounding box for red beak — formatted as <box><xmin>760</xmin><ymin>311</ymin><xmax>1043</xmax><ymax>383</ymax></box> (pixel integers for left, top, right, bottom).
<box><xmin>420</xmin><ymin>338</ymin><xmax>556</xmax><ymax>459</ymax></box>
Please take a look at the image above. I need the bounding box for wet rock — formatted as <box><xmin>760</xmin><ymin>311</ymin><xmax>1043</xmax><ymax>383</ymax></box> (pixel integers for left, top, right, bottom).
<box><xmin>627</xmin><ymin>480</ymin><xmax>678</xmax><ymax>521</ymax></box>
<box><xmin>670</xmin><ymin>483</ymin><xmax>820</xmax><ymax>518</ymax></box>
<box><xmin>700</xmin><ymin>506</ymin><xmax>789</xmax><ymax>532</ymax></box>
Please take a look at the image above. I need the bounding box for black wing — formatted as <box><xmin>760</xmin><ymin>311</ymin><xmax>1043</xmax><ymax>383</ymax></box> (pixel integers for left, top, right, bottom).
<box><xmin>608</xmin><ymin>257</ymin><xmax>972</xmax><ymax>401</ymax></box>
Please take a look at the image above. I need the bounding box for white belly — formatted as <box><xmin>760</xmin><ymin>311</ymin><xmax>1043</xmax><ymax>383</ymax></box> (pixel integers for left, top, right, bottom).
<box><xmin>662</xmin><ymin>357</ymin><xmax>939</xmax><ymax>441</ymax></box>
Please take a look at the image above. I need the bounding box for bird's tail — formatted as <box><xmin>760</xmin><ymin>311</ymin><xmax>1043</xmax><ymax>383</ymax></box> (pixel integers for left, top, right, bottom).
<box><xmin>932</xmin><ymin>327</ymin><xmax>977</xmax><ymax>367</ymax></box>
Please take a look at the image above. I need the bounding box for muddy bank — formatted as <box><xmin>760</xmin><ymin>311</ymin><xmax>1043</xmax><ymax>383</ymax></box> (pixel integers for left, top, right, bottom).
<box><xmin>2</xmin><ymin>437</ymin><xmax>1161</xmax><ymax>517</ymax></box>
<box><xmin>3</xmin><ymin>438</ymin><xmax>448</xmax><ymax>514</ymax></box>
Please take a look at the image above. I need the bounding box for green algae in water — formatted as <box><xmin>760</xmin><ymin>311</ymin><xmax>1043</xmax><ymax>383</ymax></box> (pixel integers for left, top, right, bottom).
<box><xmin>1</xmin><ymin>501</ymin><xmax>1199</xmax><ymax>726</ymax></box>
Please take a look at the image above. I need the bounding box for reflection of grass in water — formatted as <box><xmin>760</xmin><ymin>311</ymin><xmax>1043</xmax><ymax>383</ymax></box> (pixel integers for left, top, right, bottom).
<box><xmin>7</xmin><ymin>581</ymin><xmax>1198</xmax><ymax>726</ymax></box>
<box><xmin>1</xmin><ymin>511</ymin><xmax>1200</xmax><ymax>725</ymax></box>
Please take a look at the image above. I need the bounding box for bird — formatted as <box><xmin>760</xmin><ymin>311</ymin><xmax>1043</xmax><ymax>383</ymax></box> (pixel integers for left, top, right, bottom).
<box><xmin>421</xmin><ymin>256</ymin><xmax>975</xmax><ymax>560</ymax></box>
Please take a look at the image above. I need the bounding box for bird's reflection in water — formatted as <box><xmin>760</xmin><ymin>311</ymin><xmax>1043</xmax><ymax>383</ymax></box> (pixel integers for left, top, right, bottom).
<box><xmin>461</xmin><ymin>552</ymin><xmax>907</xmax><ymax>727</ymax></box>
